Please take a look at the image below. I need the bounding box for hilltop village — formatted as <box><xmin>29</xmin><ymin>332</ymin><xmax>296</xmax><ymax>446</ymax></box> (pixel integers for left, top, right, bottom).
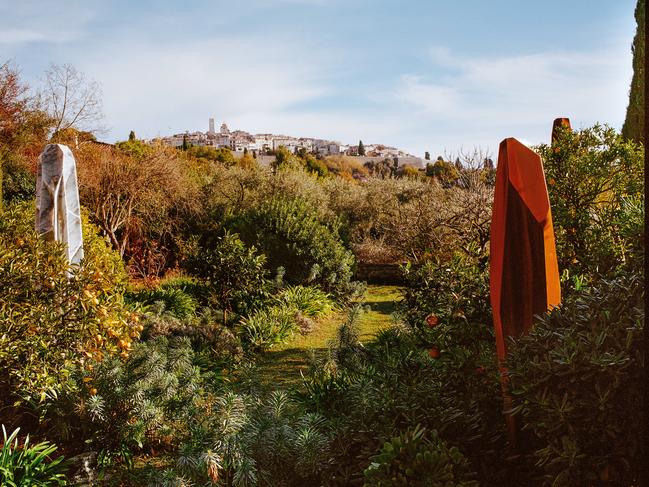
<box><xmin>151</xmin><ymin>117</ymin><xmax>425</xmax><ymax>167</ymax></box>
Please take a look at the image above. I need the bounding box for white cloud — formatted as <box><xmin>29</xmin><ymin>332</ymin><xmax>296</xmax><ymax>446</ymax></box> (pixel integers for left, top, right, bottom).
<box><xmin>395</xmin><ymin>75</ymin><xmax>459</xmax><ymax>115</ymax></box>
<box><xmin>79</xmin><ymin>37</ymin><xmax>336</xmax><ymax>140</ymax></box>
<box><xmin>0</xmin><ymin>0</ymin><xmax>95</xmax><ymax>45</ymax></box>
<box><xmin>393</xmin><ymin>45</ymin><xmax>632</xmax><ymax>155</ymax></box>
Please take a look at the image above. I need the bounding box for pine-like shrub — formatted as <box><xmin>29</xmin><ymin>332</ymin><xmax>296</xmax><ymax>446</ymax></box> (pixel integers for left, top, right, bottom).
<box><xmin>71</xmin><ymin>336</ymin><xmax>203</xmax><ymax>467</ymax></box>
<box><xmin>158</xmin><ymin>274</ymin><xmax>211</xmax><ymax>306</ymax></box>
<box><xmin>163</xmin><ymin>390</ymin><xmax>333</xmax><ymax>486</ymax></box>
<box><xmin>141</xmin><ymin>307</ymin><xmax>243</xmax><ymax>368</ymax></box>
<box><xmin>127</xmin><ymin>286</ymin><xmax>198</xmax><ymax>319</ymax></box>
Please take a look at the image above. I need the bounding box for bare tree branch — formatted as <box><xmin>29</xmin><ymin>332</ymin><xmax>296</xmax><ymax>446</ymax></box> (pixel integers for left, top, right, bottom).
<box><xmin>43</xmin><ymin>63</ymin><xmax>105</xmax><ymax>135</ymax></box>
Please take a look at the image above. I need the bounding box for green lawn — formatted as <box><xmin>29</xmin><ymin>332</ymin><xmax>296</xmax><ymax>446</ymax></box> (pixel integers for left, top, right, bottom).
<box><xmin>256</xmin><ymin>285</ymin><xmax>402</xmax><ymax>389</ymax></box>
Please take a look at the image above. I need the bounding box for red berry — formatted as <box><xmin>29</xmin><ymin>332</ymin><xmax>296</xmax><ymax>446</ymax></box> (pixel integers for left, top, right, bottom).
<box><xmin>425</xmin><ymin>314</ymin><xmax>439</xmax><ymax>328</ymax></box>
<box><xmin>428</xmin><ymin>347</ymin><xmax>440</xmax><ymax>359</ymax></box>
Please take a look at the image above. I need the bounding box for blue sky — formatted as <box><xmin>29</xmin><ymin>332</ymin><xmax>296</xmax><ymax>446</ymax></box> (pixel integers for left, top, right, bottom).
<box><xmin>0</xmin><ymin>0</ymin><xmax>637</xmax><ymax>158</ymax></box>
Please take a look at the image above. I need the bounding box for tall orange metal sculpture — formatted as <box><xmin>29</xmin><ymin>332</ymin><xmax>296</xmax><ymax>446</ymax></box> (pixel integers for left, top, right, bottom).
<box><xmin>489</xmin><ymin>135</ymin><xmax>561</xmax><ymax>450</ymax></box>
<box><xmin>551</xmin><ymin>117</ymin><xmax>571</xmax><ymax>143</ymax></box>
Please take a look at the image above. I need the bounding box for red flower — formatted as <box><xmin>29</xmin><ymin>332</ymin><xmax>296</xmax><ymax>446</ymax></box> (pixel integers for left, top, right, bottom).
<box><xmin>425</xmin><ymin>314</ymin><xmax>439</xmax><ymax>328</ymax></box>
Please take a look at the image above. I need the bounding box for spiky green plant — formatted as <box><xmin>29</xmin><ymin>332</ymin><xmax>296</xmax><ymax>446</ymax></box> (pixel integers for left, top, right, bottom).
<box><xmin>276</xmin><ymin>285</ymin><xmax>334</xmax><ymax>318</ymax></box>
<box><xmin>127</xmin><ymin>286</ymin><xmax>198</xmax><ymax>319</ymax></box>
<box><xmin>0</xmin><ymin>426</ymin><xmax>68</xmax><ymax>486</ymax></box>
<box><xmin>72</xmin><ymin>337</ymin><xmax>203</xmax><ymax>467</ymax></box>
<box><xmin>239</xmin><ymin>304</ymin><xmax>299</xmax><ymax>351</ymax></box>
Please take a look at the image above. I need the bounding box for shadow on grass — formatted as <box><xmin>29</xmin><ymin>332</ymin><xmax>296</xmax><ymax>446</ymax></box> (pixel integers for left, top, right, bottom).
<box><xmin>256</xmin><ymin>347</ymin><xmax>328</xmax><ymax>389</ymax></box>
<box><xmin>366</xmin><ymin>299</ymin><xmax>396</xmax><ymax>315</ymax></box>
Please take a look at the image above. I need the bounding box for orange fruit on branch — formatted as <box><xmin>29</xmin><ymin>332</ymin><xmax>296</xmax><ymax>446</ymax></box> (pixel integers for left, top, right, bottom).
<box><xmin>425</xmin><ymin>314</ymin><xmax>439</xmax><ymax>328</ymax></box>
<box><xmin>428</xmin><ymin>347</ymin><xmax>440</xmax><ymax>359</ymax></box>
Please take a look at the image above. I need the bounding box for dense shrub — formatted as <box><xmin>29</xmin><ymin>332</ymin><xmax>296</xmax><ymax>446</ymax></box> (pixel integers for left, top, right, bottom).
<box><xmin>70</xmin><ymin>337</ymin><xmax>204</xmax><ymax>466</ymax></box>
<box><xmin>0</xmin><ymin>202</ymin><xmax>136</xmax><ymax>416</ymax></box>
<box><xmin>159</xmin><ymin>390</ymin><xmax>333</xmax><ymax>486</ymax></box>
<box><xmin>296</xmin><ymin>303</ymin><xmax>505</xmax><ymax>485</ymax></box>
<box><xmin>0</xmin><ymin>426</ymin><xmax>68</xmax><ymax>486</ymax></box>
<box><xmin>537</xmin><ymin>124</ymin><xmax>643</xmax><ymax>279</ymax></box>
<box><xmin>185</xmin><ymin>231</ymin><xmax>269</xmax><ymax>319</ymax></box>
<box><xmin>507</xmin><ymin>273</ymin><xmax>644</xmax><ymax>486</ymax></box>
<box><xmin>364</xmin><ymin>425</ymin><xmax>478</xmax><ymax>487</ymax></box>
<box><xmin>1</xmin><ymin>154</ymin><xmax>35</xmax><ymax>204</ymax></box>
<box><xmin>230</xmin><ymin>196</ymin><xmax>355</xmax><ymax>295</ymax></box>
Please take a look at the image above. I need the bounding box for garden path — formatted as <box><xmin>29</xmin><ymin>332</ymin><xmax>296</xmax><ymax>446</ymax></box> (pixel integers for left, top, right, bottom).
<box><xmin>255</xmin><ymin>285</ymin><xmax>402</xmax><ymax>389</ymax></box>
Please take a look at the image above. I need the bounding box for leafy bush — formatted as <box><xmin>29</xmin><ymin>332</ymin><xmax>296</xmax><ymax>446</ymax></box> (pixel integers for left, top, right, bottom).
<box><xmin>364</xmin><ymin>425</ymin><xmax>478</xmax><ymax>487</ymax></box>
<box><xmin>185</xmin><ymin>230</ymin><xmax>268</xmax><ymax>319</ymax></box>
<box><xmin>70</xmin><ymin>336</ymin><xmax>203</xmax><ymax>466</ymax></box>
<box><xmin>400</xmin><ymin>249</ymin><xmax>493</xmax><ymax>363</ymax></box>
<box><xmin>0</xmin><ymin>426</ymin><xmax>68</xmax><ymax>486</ymax></box>
<box><xmin>537</xmin><ymin>124</ymin><xmax>643</xmax><ymax>279</ymax></box>
<box><xmin>0</xmin><ymin>202</ymin><xmax>136</xmax><ymax>414</ymax></box>
<box><xmin>230</xmin><ymin>196</ymin><xmax>356</xmax><ymax>295</ymax></box>
<box><xmin>507</xmin><ymin>272</ymin><xmax>644</xmax><ymax>486</ymax></box>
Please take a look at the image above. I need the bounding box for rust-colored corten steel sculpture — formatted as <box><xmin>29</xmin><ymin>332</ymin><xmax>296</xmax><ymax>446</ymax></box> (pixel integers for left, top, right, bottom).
<box><xmin>551</xmin><ymin>117</ymin><xmax>571</xmax><ymax>143</ymax></box>
<box><xmin>489</xmin><ymin>136</ymin><xmax>561</xmax><ymax>449</ymax></box>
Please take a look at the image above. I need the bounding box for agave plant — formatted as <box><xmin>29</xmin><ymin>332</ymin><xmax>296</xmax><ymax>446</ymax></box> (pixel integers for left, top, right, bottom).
<box><xmin>0</xmin><ymin>425</ymin><xmax>68</xmax><ymax>486</ymax></box>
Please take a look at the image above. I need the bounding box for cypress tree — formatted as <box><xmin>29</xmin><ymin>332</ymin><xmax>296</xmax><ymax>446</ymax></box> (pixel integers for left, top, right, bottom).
<box><xmin>622</xmin><ymin>0</ymin><xmax>645</xmax><ymax>144</ymax></box>
<box><xmin>358</xmin><ymin>140</ymin><xmax>365</xmax><ymax>156</ymax></box>
<box><xmin>182</xmin><ymin>134</ymin><xmax>189</xmax><ymax>151</ymax></box>
<box><xmin>128</xmin><ymin>130</ymin><xmax>136</xmax><ymax>141</ymax></box>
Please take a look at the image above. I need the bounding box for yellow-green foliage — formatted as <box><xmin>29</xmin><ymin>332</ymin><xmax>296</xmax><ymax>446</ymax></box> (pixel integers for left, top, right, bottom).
<box><xmin>537</xmin><ymin>124</ymin><xmax>644</xmax><ymax>278</ymax></box>
<box><xmin>0</xmin><ymin>201</ymin><xmax>139</xmax><ymax>406</ymax></box>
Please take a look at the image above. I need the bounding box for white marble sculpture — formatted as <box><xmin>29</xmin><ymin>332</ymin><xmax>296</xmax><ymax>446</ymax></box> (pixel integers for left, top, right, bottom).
<box><xmin>35</xmin><ymin>144</ymin><xmax>84</xmax><ymax>265</ymax></box>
